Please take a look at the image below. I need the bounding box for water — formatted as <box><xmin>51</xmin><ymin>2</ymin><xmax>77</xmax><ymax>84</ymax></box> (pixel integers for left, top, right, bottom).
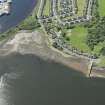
<box><xmin>0</xmin><ymin>0</ymin><xmax>37</xmax><ymax>33</ymax></box>
<box><xmin>0</xmin><ymin>53</ymin><xmax>105</xmax><ymax>105</ymax></box>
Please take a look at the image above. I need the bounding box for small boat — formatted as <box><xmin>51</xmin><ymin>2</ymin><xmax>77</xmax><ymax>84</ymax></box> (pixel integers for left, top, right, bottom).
<box><xmin>0</xmin><ymin>0</ymin><xmax>12</xmax><ymax>16</ymax></box>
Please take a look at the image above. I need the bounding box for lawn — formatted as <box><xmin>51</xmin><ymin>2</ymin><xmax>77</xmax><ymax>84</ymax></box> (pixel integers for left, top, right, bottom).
<box><xmin>77</xmin><ymin>0</ymin><xmax>86</xmax><ymax>17</ymax></box>
<box><xmin>68</xmin><ymin>26</ymin><xmax>91</xmax><ymax>52</ymax></box>
<box><xmin>43</xmin><ymin>0</ymin><xmax>50</xmax><ymax>16</ymax></box>
<box><xmin>97</xmin><ymin>55</ymin><xmax>105</xmax><ymax>67</ymax></box>
<box><xmin>98</xmin><ymin>0</ymin><xmax>105</xmax><ymax>17</ymax></box>
<box><xmin>93</xmin><ymin>41</ymin><xmax>105</xmax><ymax>55</ymax></box>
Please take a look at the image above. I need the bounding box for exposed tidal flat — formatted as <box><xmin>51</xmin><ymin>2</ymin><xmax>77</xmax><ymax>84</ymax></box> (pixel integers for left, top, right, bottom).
<box><xmin>0</xmin><ymin>30</ymin><xmax>105</xmax><ymax>105</ymax></box>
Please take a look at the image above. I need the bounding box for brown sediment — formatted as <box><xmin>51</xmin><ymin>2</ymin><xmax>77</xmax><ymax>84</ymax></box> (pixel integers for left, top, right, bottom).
<box><xmin>0</xmin><ymin>30</ymin><xmax>92</xmax><ymax>76</ymax></box>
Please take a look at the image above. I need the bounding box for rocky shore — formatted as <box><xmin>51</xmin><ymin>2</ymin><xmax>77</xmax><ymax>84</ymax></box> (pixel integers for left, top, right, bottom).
<box><xmin>0</xmin><ymin>29</ymin><xmax>104</xmax><ymax>78</ymax></box>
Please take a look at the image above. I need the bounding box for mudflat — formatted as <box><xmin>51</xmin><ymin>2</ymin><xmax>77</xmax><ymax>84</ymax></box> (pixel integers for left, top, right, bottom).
<box><xmin>0</xmin><ymin>30</ymin><xmax>89</xmax><ymax>76</ymax></box>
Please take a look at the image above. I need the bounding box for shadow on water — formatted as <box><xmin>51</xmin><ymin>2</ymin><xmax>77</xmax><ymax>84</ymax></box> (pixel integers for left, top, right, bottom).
<box><xmin>0</xmin><ymin>53</ymin><xmax>105</xmax><ymax>105</ymax></box>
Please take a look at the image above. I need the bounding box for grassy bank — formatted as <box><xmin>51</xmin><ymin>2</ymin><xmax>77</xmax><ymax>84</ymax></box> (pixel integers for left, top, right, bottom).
<box><xmin>0</xmin><ymin>1</ymin><xmax>40</xmax><ymax>41</ymax></box>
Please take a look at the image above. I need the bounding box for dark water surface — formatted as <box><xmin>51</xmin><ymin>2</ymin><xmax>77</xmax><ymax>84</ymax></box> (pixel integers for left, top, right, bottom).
<box><xmin>0</xmin><ymin>53</ymin><xmax>105</xmax><ymax>105</ymax></box>
<box><xmin>0</xmin><ymin>0</ymin><xmax>37</xmax><ymax>33</ymax></box>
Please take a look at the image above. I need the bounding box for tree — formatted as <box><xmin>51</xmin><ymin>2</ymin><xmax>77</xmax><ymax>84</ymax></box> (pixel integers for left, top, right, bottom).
<box><xmin>86</xmin><ymin>17</ymin><xmax>105</xmax><ymax>50</ymax></box>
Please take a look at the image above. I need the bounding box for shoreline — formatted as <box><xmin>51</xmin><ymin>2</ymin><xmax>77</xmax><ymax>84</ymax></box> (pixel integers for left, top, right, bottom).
<box><xmin>0</xmin><ymin>28</ymin><xmax>105</xmax><ymax>78</ymax></box>
<box><xmin>0</xmin><ymin>29</ymin><xmax>101</xmax><ymax>78</ymax></box>
<box><xmin>0</xmin><ymin>0</ymin><xmax>37</xmax><ymax>34</ymax></box>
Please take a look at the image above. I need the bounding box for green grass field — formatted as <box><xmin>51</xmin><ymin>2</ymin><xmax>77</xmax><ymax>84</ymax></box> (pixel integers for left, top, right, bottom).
<box><xmin>77</xmin><ymin>0</ymin><xmax>85</xmax><ymax>17</ymax></box>
<box><xmin>97</xmin><ymin>55</ymin><xmax>105</xmax><ymax>67</ymax></box>
<box><xmin>67</xmin><ymin>26</ymin><xmax>91</xmax><ymax>52</ymax></box>
<box><xmin>98</xmin><ymin>0</ymin><xmax>105</xmax><ymax>16</ymax></box>
<box><xmin>43</xmin><ymin>0</ymin><xmax>50</xmax><ymax>16</ymax></box>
